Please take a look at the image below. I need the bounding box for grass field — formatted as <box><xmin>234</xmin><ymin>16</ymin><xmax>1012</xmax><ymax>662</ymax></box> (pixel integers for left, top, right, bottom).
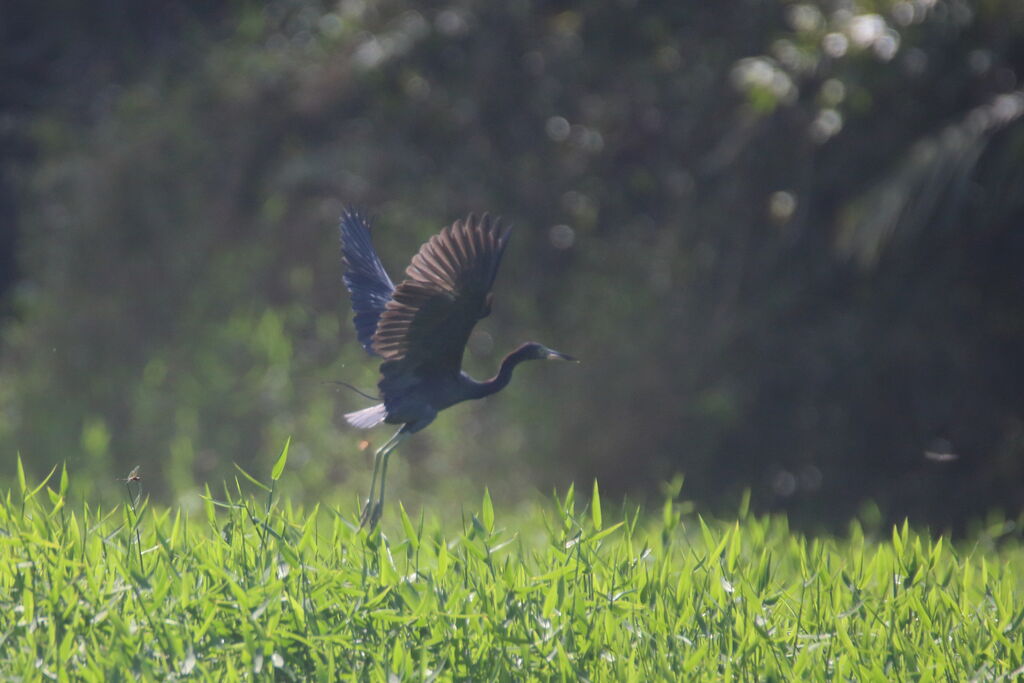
<box><xmin>1</xmin><ymin>450</ymin><xmax>1023</xmax><ymax>681</ymax></box>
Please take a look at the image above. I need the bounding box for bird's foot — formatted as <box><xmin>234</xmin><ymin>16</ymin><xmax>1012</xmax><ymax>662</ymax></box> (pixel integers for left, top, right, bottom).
<box><xmin>359</xmin><ymin>500</ymin><xmax>382</xmax><ymax>530</ymax></box>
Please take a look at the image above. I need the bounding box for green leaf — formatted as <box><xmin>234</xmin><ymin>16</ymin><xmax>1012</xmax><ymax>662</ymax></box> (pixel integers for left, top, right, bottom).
<box><xmin>588</xmin><ymin>521</ymin><xmax>624</xmax><ymax>544</ymax></box>
<box><xmin>892</xmin><ymin>523</ymin><xmax>904</xmax><ymax>558</ymax></box>
<box><xmin>542</xmin><ymin>579</ymin><xmax>559</xmax><ymax>619</ymax></box>
<box><xmin>481</xmin><ymin>488</ymin><xmax>494</xmax><ymax>534</ymax></box>
<box><xmin>399</xmin><ymin>502</ymin><xmax>418</xmax><ymax>550</ymax></box>
<box><xmin>378</xmin><ymin>542</ymin><xmax>399</xmax><ymax>587</ymax></box>
<box><xmin>203</xmin><ymin>483</ymin><xmax>217</xmax><ymax>528</ymax></box>
<box><xmin>738</xmin><ymin>488</ymin><xmax>751</xmax><ymax>519</ymax></box>
<box><xmin>25</xmin><ymin>464</ymin><xmax>58</xmax><ymax>505</ymax></box>
<box><xmin>726</xmin><ymin>522</ymin><xmax>741</xmax><ymax>572</ymax></box>
<box><xmin>233</xmin><ymin>463</ymin><xmax>271</xmax><ymax>493</ymax></box>
<box><xmin>436</xmin><ymin>538</ymin><xmax>450</xmax><ymax>578</ymax></box>
<box><xmin>468</xmin><ymin>517</ymin><xmax>489</xmax><ymax>543</ymax></box>
<box><xmin>271</xmin><ymin>436</ymin><xmax>291</xmax><ymax>481</ymax></box>
<box><xmin>16</xmin><ymin>453</ymin><xmax>26</xmax><ymax>496</ymax></box>
<box><xmin>698</xmin><ymin>515</ymin><xmax>715</xmax><ymax>553</ymax></box>
<box><xmin>563</xmin><ymin>483</ymin><xmax>576</xmax><ymax>518</ymax></box>
<box><xmin>591</xmin><ymin>479</ymin><xmax>602</xmax><ymax>531</ymax></box>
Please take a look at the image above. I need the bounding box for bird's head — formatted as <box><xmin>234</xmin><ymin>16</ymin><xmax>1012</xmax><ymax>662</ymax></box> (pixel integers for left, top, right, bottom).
<box><xmin>520</xmin><ymin>342</ymin><xmax>578</xmax><ymax>363</ymax></box>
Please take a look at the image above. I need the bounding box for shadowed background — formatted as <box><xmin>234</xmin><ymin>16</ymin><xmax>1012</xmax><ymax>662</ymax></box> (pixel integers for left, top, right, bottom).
<box><xmin>1</xmin><ymin>0</ymin><xmax>1023</xmax><ymax>530</ymax></box>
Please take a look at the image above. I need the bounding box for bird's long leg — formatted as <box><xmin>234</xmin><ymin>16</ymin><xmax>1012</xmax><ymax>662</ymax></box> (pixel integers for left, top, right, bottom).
<box><xmin>360</xmin><ymin>428</ymin><xmax>405</xmax><ymax>529</ymax></box>
<box><xmin>361</xmin><ymin>430</ymin><xmax>399</xmax><ymax>527</ymax></box>
<box><xmin>362</xmin><ymin>444</ymin><xmax>386</xmax><ymax>519</ymax></box>
<box><xmin>373</xmin><ymin>432</ymin><xmax>409</xmax><ymax>527</ymax></box>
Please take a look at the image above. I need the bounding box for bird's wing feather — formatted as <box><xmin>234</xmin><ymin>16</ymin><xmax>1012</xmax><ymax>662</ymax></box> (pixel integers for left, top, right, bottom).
<box><xmin>373</xmin><ymin>214</ymin><xmax>510</xmax><ymax>385</ymax></box>
<box><xmin>340</xmin><ymin>209</ymin><xmax>395</xmax><ymax>356</ymax></box>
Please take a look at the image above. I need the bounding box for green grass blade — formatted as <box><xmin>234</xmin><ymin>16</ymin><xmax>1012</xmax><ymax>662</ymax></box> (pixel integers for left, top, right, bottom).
<box><xmin>271</xmin><ymin>436</ymin><xmax>291</xmax><ymax>481</ymax></box>
<box><xmin>481</xmin><ymin>488</ymin><xmax>494</xmax><ymax>534</ymax></box>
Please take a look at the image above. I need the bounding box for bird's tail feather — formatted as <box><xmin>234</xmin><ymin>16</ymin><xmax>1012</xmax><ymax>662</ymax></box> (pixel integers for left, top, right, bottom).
<box><xmin>345</xmin><ymin>403</ymin><xmax>387</xmax><ymax>429</ymax></box>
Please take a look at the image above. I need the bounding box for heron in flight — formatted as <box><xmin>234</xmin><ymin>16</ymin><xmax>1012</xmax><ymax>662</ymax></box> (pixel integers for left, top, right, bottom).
<box><xmin>339</xmin><ymin>210</ymin><xmax>576</xmax><ymax>528</ymax></box>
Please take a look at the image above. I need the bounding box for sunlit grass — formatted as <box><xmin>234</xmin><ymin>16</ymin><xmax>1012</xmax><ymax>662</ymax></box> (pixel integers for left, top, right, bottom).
<box><xmin>1</xmin><ymin>452</ymin><xmax>1022</xmax><ymax>680</ymax></box>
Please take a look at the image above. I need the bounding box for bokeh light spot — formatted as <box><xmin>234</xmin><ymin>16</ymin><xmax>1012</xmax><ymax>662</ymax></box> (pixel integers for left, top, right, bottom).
<box><xmin>545</xmin><ymin>116</ymin><xmax>571</xmax><ymax>142</ymax></box>
<box><xmin>810</xmin><ymin>108</ymin><xmax>843</xmax><ymax>143</ymax></box>
<box><xmin>549</xmin><ymin>224</ymin><xmax>575</xmax><ymax>250</ymax></box>
<box><xmin>769</xmin><ymin>191</ymin><xmax>797</xmax><ymax>224</ymax></box>
<box><xmin>822</xmin><ymin>32</ymin><xmax>849</xmax><ymax>58</ymax></box>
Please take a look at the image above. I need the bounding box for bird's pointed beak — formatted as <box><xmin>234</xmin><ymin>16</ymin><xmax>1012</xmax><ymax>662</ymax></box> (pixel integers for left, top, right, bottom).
<box><xmin>545</xmin><ymin>349</ymin><xmax>579</xmax><ymax>363</ymax></box>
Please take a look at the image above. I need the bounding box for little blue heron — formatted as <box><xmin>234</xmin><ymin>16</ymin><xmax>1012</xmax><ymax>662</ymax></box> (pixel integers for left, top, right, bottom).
<box><xmin>339</xmin><ymin>210</ymin><xmax>576</xmax><ymax>528</ymax></box>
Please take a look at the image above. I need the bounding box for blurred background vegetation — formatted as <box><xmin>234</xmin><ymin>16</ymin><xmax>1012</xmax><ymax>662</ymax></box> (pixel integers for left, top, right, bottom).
<box><xmin>1</xmin><ymin>0</ymin><xmax>1022</xmax><ymax>530</ymax></box>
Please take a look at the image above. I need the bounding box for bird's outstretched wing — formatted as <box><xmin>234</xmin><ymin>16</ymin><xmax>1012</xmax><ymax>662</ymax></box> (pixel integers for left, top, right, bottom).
<box><xmin>373</xmin><ymin>214</ymin><xmax>511</xmax><ymax>381</ymax></box>
<box><xmin>340</xmin><ymin>209</ymin><xmax>395</xmax><ymax>356</ymax></box>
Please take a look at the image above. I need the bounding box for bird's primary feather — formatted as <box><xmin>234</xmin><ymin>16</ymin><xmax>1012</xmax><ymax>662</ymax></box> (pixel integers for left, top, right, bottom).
<box><xmin>339</xmin><ymin>209</ymin><xmax>395</xmax><ymax>356</ymax></box>
<box><xmin>373</xmin><ymin>213</ymin><xmax>511</xmax><ymax>379</ymax></box>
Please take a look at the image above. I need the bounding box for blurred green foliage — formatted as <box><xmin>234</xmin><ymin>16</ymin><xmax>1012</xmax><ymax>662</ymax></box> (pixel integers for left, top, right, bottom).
<box><xmin>1</xmin><ymin>0</ymin><xmax>1022</xmax><ymax>528</ymax></box>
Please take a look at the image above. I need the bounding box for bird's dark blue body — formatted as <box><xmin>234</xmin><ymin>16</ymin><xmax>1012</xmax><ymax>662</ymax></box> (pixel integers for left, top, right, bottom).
<box><xmin>378</xmin><ymin>343</ymin><xmax>546</xmax><ymax>432</ymax></box>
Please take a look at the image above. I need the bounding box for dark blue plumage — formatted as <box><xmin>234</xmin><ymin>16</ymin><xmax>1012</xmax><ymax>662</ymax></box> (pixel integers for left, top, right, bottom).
<box><xmin>338</xmin><ymin>210</ymin><xmax>576</xmax><ymax>528</ymax></box>
<box><xmin>339</xmin><ymin>209</ymin><xmax>395</xmax><ymax>356</ymax></box>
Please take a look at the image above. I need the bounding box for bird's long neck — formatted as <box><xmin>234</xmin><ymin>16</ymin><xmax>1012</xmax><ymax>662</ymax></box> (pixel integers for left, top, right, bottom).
<box><xmin>469</xmin><ymin>344</ymin><xmax>536</xmax><ymax>400</ymax></box>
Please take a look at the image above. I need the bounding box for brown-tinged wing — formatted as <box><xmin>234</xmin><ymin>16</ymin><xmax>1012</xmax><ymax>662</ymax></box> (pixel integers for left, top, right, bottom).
<box><xmin>372</xmin><ymin>213</ymin><xmax>511</xmax><ymax>378</ymax></box>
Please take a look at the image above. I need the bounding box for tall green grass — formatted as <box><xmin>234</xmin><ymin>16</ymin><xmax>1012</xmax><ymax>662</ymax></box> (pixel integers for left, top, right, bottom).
<box><xmin>1</xmin><ymin>453</ymin><xmax>1022</xmax><ymax>680</ymax></box>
